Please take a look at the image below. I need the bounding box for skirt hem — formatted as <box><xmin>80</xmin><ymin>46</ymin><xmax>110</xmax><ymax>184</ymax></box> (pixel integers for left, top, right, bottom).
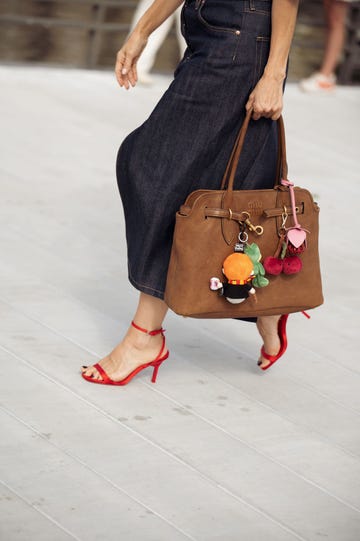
<box><xmin>128</xmin><ymin>269</ymin><xmax>166</xmax><ymax>301</ymax></box>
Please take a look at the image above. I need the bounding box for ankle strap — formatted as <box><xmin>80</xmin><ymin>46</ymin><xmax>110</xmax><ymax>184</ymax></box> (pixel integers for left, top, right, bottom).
<box><xmin>131</xmin><ymin>320</ymin><xmax>165</xmax><ymax>336</ymax></box>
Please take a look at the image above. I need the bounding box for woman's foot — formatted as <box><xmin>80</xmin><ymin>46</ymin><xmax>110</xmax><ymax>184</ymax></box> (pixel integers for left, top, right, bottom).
<box><xmin>81</xmin><ymin>323</ymin><xmax>168</xmax><ymax>382</ymax></box>
<box><xmin>256</xmin><ymin>315</ymin><xmax>281</xmax><ymax>369</ymax></box>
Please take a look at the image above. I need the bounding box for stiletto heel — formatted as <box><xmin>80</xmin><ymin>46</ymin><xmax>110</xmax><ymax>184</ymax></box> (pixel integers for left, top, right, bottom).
<box><xmin>258</xmin><ymin>311</ymin><xmax>309</xmax><ymax>371</ymax></box>
<box><xmin>151</xmin><ymin>361</ymin><xmax>162</xmax><ymax>383</ymax></box>
<box><xmin>81</xmin><ymin>321</ymin><xmax>169</xmax><ymax>385</ymax></box>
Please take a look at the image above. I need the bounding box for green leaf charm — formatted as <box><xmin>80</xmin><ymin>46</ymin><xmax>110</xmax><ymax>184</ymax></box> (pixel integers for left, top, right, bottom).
<box><xmin>244</xmin><ymin>242</ymin><xmax>269</xmax><ymax>289</ymax></box>
<box><xmin>244</xmin><ymin>243</ymin><xmax>262</xmax><ymax>263</ymax></box>
<box><xmin>253</xmin><ymin>275</ymin><xmax>269</xmax><ymax>288</ymax></box>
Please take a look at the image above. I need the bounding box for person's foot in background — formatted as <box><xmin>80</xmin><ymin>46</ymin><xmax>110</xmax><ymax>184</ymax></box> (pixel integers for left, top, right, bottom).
<box><xmin>299</xmin><ymin>0</ymin><xmax>349</xmax><ymax>94</ymax></box>
<box><xmin>299</xmin><ymin>71</ymin><xmax>336</xmax><ymax>93</ymax></box>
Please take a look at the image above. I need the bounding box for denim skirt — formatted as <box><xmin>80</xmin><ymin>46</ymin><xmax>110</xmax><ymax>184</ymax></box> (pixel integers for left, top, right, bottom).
<box><xmin>116</xmin><ymin>0</ymin><xmax>288</xmax><ymax>300</ymax></box>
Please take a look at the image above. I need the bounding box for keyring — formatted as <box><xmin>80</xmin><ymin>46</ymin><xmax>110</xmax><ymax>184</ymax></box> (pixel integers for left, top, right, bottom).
<box><xmin>238</xmin><ymin>230</ymin><xmax>248</xmax><ymax>243</ymax></box>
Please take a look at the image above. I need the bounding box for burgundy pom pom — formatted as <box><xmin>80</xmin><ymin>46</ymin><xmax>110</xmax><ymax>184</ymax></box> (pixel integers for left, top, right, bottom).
<box><xmin>287</xmin><ymin>242</ymin><xmax>306</xmax><ymax>255</ymax></box>
<box><xmin>282</xmin><ymin>256</ymin><xmax>303</xmax><ymax>275</ymax></box>
<box><xmin>263</xmin><ymin>256</ymin><xmax>283</xmax><ymax>276</ymax></box>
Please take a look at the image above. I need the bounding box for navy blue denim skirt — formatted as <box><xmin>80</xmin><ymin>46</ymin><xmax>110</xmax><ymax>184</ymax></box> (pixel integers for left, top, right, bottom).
<box><xmin>116</xmin><ymin>0</ymin><xmax>288</xmax><ymax>300</ymax></box>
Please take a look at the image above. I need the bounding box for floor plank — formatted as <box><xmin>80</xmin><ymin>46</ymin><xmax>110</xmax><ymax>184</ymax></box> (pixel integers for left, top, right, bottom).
<box><xmin>0</xmin><ymin>411</ymin><xmax>193</xmax><ymax>541</ymax></box>
<box><xmin>0</xmin><ymin>483</ymin><xmax>77</xmax><ymax>541</ymax></box>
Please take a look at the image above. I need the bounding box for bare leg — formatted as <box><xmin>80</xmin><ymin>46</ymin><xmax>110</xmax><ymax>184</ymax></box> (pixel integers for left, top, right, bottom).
<box><xmin>256</xmin><ymin>315</ymin><xmax>281</xmax><ymax>369</ymax></box>
<box><xmin>320</xmin><ymin>0</ymin><xmax>349</xmax><ymax>77</ymax></box>
<box><xmin>82</xmin><ymin>292</ymin><xmax>168</xmax><ymax>381</ymax></box>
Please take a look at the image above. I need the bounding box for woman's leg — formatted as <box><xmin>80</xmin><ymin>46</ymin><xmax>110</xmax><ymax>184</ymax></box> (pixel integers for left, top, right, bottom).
<box><xmin>321</xmin><ymin>0</ymin><xmax>349</xmax><ymax>77</ymax></box>
<box><xmin>256</xmin><ymin>315</ymin><xmax>281</xmax><ymax>369</ymax></box>
<box><xmin>82</xmin><ymin>292</ymin><xmax>168</xmax><ymax>381</ymax></box>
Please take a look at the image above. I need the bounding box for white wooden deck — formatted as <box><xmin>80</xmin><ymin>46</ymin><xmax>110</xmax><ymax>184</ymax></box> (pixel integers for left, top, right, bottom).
<box><xmin>0</xmin><ymin>65</ymin><xmax>359</xmax><ymax>541</ymax></box>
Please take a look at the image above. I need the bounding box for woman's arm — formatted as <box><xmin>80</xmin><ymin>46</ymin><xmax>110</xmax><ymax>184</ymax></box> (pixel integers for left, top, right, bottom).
<box><xmin>115</xmin><ymin>0</ymin><xmax>184</xmax><ymax>89</ymax></box>
<box><xmin>246</xmin><ymin>0</ymin><xmax>299</xmax><ymax>120</ymax></box>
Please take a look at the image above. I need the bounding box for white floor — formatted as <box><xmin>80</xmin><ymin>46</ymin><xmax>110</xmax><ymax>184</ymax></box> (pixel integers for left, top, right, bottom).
<box><xmin>0</xmin><ymin>65</ymin><xmax>359</xmax><ymax>541</ymax></box>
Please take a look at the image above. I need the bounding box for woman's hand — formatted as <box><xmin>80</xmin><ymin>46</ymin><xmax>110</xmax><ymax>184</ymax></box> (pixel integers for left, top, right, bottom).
<box><xmin>245</xmin><ymin>72</ymin><xmax>285</xmax><ymax>120</ymax></box>
<box><xmin>115</xmin><ymin>30</ymin><xmax>148</xmax><ymax>90</ymax></box>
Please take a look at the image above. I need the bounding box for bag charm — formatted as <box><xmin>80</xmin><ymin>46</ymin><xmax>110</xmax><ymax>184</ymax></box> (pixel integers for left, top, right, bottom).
<box><xmin>263</xmin><ymin>223</ymin><xmax>303</xmax><ymax>276</ymax></box>
<box><xmin>264</xmin><ymin>179</ymin><xmax>309</xmax><ymax>276</ymax></box>
<box><xmin>282</xmin><ymin>178</ymin><xmax>309</xmax><ymax>253</ymax></box>
<box><xmin>210</xmin><ymin>229</ymin><xmax>268</xmax><ymax>304</ymax></box>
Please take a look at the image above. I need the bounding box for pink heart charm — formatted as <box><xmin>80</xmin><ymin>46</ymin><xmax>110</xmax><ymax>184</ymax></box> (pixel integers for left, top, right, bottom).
<box><xmin>287</xmin><ymin>227</ymin><xmax>307</xmax><ymax>249</ymax></box>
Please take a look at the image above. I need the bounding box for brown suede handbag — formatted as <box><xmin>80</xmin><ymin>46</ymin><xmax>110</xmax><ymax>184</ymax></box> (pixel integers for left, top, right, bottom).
<box><xmin>164</xmin><ymin>108</ymin><xmax>323</xmax><ymax>318</ymax></box>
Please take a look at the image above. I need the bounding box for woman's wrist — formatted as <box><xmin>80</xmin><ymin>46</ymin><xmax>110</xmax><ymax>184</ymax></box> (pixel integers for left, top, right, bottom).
<box><xmin>263</xmin><ymin>65</ymin><xmax>287</xmax><ymax>82</ymax></box>
<box><xmin>133</xmin><ymin>21</ymin><xmax>152</xmax><ymax>40</ymax></box>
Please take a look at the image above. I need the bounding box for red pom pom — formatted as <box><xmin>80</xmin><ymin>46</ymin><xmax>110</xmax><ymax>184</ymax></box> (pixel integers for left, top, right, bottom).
<box><xmin>263</xmin><ymin>257</ymin><xmax>283</xmax><ymax>276</ymax></box>
<box><xmin>282</xmin><ymin>256</ymin><xmax>302</xmax><ymax>275</ymax></box>
<box><xmin>287</xmin><ymin>242</ymin><xmax>306</xmax><ymax>255</ymax></box>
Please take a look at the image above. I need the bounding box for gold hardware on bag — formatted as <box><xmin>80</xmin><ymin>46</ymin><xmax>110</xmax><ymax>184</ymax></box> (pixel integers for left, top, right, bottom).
<box><xmin>263</xmin><ymin>204</ymin><xmax>302</xmax><ymax>218</ymax></box>
<box><xmin>242</xmin><ymin>212</ymin><xmax>264</xmax><ymax>236</ymax></box>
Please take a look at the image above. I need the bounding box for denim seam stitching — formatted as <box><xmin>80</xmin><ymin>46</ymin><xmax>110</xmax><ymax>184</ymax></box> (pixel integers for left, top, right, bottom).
<box><xmin>244</xmin><ymin>9</ymin><xmax>271</xmax><ymax>16</ymax></box>
<box><xmin>197</xmin><ymin>3</ymin><xmax>239</xmax><ymax>34</ymax></box>
<box><xmin>252</xmin><ymin>39</ymin><xmax>259</xmax><ymax>88</ymax></box>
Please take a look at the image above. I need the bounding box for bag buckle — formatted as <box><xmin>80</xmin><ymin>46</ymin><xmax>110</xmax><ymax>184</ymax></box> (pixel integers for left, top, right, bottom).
<box><xmin>242</xmin><ymin>212</ymin><xmax>264</xmax><ymax>236</ymax></box>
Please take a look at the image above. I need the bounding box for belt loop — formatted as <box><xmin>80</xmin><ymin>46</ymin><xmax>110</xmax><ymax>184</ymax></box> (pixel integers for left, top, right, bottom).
<box><xmin>249</xmin><ymin>0</ymin><xmax>256</xmax><ymax>10</ymax></box>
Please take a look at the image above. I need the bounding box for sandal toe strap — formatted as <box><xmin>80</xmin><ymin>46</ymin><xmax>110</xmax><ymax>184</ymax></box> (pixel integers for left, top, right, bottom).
<box><xmin>260</xmin><ymin>346</ymin><xmax>278</xmax><ymax>363</ymax></box>
<box><xmin>93</xmin><ymin>363</ymin><xmax>113</xmax><ymax>384</ymax></box>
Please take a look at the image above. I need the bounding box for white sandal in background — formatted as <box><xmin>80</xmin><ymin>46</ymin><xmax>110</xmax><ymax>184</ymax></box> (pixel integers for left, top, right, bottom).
<box><xmin>299</xmin><ymin>71</ymin><xmax>337</xmax><ymax>93</ymax></box>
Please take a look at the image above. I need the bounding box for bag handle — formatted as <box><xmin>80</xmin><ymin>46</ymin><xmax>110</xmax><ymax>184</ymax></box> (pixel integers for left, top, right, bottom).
<box><xmin>220</xmin><ymin>107</ymin><xmax>288</xmax><ymax>195</ymax></box>
<box><xmin>220</xmin><ymin>107</ymin><xmax>289</xmax><ymax>245</ymax></box>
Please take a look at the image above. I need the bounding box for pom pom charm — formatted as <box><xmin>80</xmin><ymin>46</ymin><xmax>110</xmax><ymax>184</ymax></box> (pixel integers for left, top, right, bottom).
<box><xmin>263</xmin><ymin>233</ymin><xmax>287</xmax><ymax>276</ymax></box>
<box><xmin>263</xmin><ymin>231</ymin><xmax>303</xmax><ymax>276</ymax></box>
<box><xmin>263</xmin><ymin>257</ymin><xmax>283</xmax><ymax>275</ymax></box>
<box><xmin>287</xmin><ymin>242</ymin><xmax>306</xmax><ymax>255</ymax></box>
<box><xmin>282</xmin><ymin>255</ymin><xmax>302</xmax><ymax>274</ymax></box>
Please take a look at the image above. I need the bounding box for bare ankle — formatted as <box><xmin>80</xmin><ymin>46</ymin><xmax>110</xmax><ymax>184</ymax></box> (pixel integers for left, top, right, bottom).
<box><xmin>124</xmin><ymin>328</ymin><xmax>160</xmax><ymax>351</ymax></box>
<box><xmin>257</xmin><ymin>315</ymin><xmax>280</xmax><ymax>336</ymax></box>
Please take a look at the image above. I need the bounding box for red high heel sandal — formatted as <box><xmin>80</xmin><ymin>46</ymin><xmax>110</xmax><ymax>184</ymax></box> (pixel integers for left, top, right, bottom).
<box><xmin>258</xmin><ymin>311</ymin><xmax>310</xmax><ymax>371</ymax></box>
<box><xmin>81</xmin><ymin>321</ymin><xmax>169</xmax><ymax>385</ymax></box>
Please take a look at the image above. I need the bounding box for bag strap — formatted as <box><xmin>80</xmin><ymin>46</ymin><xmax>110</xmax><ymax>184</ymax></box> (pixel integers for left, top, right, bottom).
<box><xmin>220</xmin><ymin>107</ymin><xmax>288</xmax><ymax>194</ymax></box>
